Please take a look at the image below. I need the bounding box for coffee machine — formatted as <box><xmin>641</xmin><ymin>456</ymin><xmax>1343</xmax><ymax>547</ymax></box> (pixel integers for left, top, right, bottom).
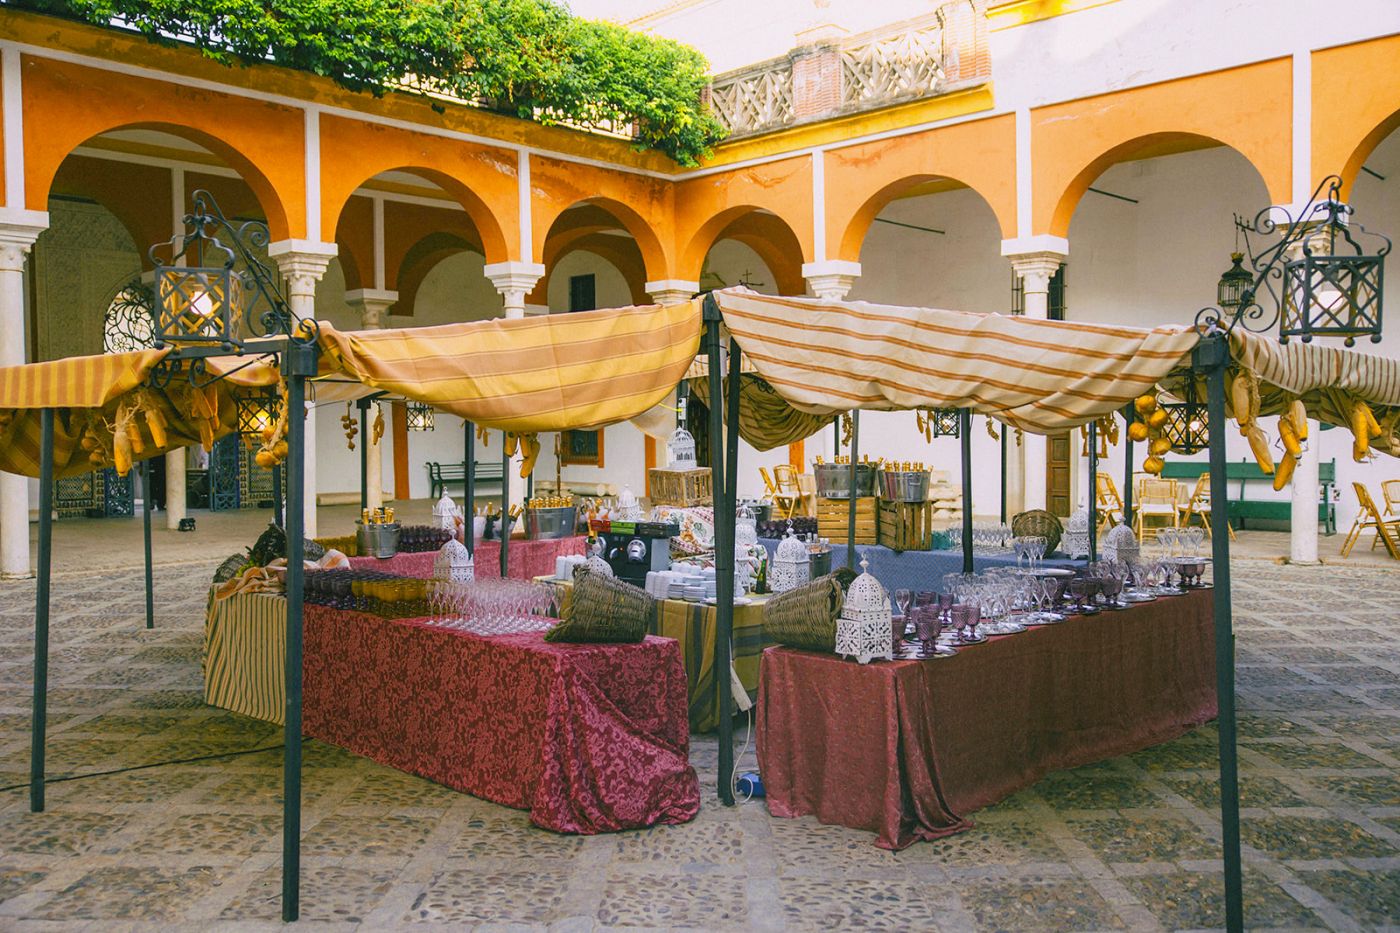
<box><xmin>590</xmin><ymin>519</ymin><xmax>678</xmax><ymax>588</ymax></box>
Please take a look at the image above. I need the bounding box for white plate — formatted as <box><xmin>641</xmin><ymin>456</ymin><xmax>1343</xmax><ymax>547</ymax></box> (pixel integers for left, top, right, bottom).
<box><xmin>705</xmin><ymin>596</ymin><xmax>753</xmax><ymax>606</ymax></box>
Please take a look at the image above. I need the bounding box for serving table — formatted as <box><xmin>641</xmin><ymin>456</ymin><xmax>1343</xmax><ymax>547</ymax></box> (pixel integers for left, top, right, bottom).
<box><xmin>203</xmin><ymin>593</ymin><xmax>699</xmax><ymax>833</ymax></box>
<box><xmin>756</xmin><ymin>588</ymin><xmax>1216</xmax><ymax>849</ymax></box>
<box><xmin>348</xmin><ymin>535</ymin><xmax>587</xmax><ymax>580</ymax></box>
<box><xmin>547</xmin><ymin>578</ymin><xmax>776</xmax><ymax>732</ymax></box>
<box><xmin>757</xmin><ymin>539</ymin><xmax>1080</xmax><ymax>593</ymax></box>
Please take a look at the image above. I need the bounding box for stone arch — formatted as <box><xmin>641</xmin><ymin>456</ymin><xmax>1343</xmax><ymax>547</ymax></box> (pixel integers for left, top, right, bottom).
<box><xmin>395</xmin><ymin>232</ymin><xmax>481</xmax><ymax>317</ymax></box>
<box><xmin>530</xmin><ymin>227</ymin><xmax>650</xmax><ymax>308</ymax></box>
<box><xmin>536</xmin><ymin>197</ymin><xmax>668</xmax><ymax>284</ymax></box>
<box><xmin>678</xmin><ymin>205</ymin><xmax>806</xmax><ymax>285</ymax></box>
<box><xmin>1048</xmin><ymin>132</ymin><xmax>1273</xmax><ymax>237</ymax></box>
<box><xmin>1338</xmin><ymin>108</ymin><xmax>1400</xmax><ymax>195</ymax></box>
<box><xmin>838</xmin><ymin>174</ymin><xmax>1006</xmax><ymax>265</ymax></box>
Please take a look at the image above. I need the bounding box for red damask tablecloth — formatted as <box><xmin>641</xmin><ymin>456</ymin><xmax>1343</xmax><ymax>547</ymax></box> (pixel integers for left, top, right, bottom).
<box><xmin>349</xmin><ymin>535</ymin><xmax>586</xmax><ymax>581</ymax></box>
<box><xmin>757</xmin><ymin>589</ymin><xmax>1217</xmax><ymax>849</ymax></box>
<box><xmin>302</xmin><ymin>603</ymin><xmax>699</xmax><ymax>833</ymax></box>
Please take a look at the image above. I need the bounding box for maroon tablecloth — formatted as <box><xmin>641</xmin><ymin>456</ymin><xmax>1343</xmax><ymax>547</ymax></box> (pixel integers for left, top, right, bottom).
<box><xmin>349</xmin><ymin>535</ymin><xmax>586</xmax><ymax>581</ymax></box>
<box><xmin>302</xmin><ymin>604</ymin><xmax>699</xmax><ymax>833</ymax></box>
<box><xmin>757</xmin><ymin>589</ymin><xmax>1217</xmax><ymax>849</ymax></box>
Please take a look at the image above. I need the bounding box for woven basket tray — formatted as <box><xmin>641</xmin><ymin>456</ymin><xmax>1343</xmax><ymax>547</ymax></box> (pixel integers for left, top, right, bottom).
<box><xmin>763</xmin><ymin>575</ymin><xmax>845</xmax><ymax>652</ymax></box>
<box><xmin>1011</xmin><ymin>509</ymin><xmax>1064</xmax><ymax>555</ymax></box>
<box><xmin>546</xmin><ymin>570</ymin><xmax>653</xmax><ymax>643</ymax></box>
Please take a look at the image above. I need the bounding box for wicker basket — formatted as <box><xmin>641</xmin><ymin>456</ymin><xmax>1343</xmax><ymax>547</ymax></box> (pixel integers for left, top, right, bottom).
<box><xmin>1012</xmin><ymin>509</ymin><xmax>1064</xmax><ymax>555</ymax></box>
<box><xmin>546</xmin><ymin>569</ymin><xmax>654</xmax><ymax>643</ymax></box>
<box><xmin>763</xmin><ymin>575</ymin><xmax>845</xmax><ymax>652</ymax></box>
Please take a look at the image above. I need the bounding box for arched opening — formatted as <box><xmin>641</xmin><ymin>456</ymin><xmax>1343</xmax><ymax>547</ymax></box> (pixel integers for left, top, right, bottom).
<box><xmin>680</xmin><ymin>205</ymin><xmax>805</xmax><ymax>293</ymax></box>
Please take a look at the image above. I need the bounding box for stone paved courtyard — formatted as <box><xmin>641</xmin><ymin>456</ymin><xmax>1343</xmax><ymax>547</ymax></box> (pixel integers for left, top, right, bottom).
<box><xmin>0</xmin><ymin>554</ymin><xmax>1399</xmax><ymax>930</ymax></box>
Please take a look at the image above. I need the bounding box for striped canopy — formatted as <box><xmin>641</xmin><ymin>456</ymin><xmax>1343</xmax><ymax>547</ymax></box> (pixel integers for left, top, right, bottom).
<box><xmin>709</xmin><ymin>289</ymin><xmax>1203</xmax><ymax>434</ymax></box>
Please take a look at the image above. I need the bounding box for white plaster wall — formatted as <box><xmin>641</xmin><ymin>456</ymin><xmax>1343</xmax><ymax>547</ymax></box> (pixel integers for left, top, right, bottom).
<box><xmin>545</xmin><ymin>249</ymin><xmax>635</xmax><ymax>310</ymax></box>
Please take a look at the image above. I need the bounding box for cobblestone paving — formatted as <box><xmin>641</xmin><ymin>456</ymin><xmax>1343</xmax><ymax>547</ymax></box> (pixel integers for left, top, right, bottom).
<box><xmin>0</xmin><ymin>559</ymin><xmax>1398</xmax><ymax>930</ymax></box>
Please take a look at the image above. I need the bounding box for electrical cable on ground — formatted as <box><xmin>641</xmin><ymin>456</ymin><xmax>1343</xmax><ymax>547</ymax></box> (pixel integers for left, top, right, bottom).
<box><xmin>0</xmin><ymin>743</ymin><xmax>285</xmax><ymax>794</ymax></box>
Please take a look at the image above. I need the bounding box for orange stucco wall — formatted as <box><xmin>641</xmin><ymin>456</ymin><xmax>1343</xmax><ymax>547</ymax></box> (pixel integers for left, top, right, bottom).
<box><xmin>21</xmin><ymin>56</ymin><xmax>304</xmax><ymax>239</ymax></box>
<box><xmin>530</xmin><ymin>157</ymin><xmax>673</xmax><ymax>279</ymax></box>
<box><xmin>1312</xmin><ymin>34</ymin><xmax>1400</xmax><ymax>196</ymax></box>
<box><xmin>824</xmin><ymin>113</ymin><xmax>1017</xmax><ymax>261</ymax></box>
<box><xmin>672</xmin><ymin>157</ymin><xmax>814</xmax><ymax>281</ymax></box>
<box><xmin>319</xmin><ymin>114</ymin><xmax>516</xmax><ymax>263</ymax></box>
<box><xmin>1032</xmin><ymin>58</ymin><xmax>1293</xmax><ymax>236</ymax></box>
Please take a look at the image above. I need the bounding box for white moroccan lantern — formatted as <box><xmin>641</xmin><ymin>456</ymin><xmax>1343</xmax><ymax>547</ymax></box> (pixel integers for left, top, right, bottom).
<box><xmin>615</xmin><ymin>485</ymin><xmax>643</xmax><ymax>521</ymax></box>
<box><xmin>666</xmin><ymin>426</ymin><xmax>696</xmax><ymax>467</ymax></box>
<box><xmin>1102</xmin><ymin>523</ymin><xmax>1140</xmax><ymax>563</ymax></box>
<box><xmin>770</xmin><ymin>527</ymin><xmax>811</xmax><ymax>594</ymax></box>
<box><xmin>1062</xmin><ymin>507</ymin><xmax>1093</xmax><ymax>559</ymax></box>
<box><xmin>433</xmin><ymin>492</ymin><xmax>460</xmax><ymax>534</ymax></box>
<box><xmin>735</xmin><ymin>504</ymin><xmax>758</xmax><ymax>549</ymax></box>
<box><xmin>835</xmin><ymin>558</ymin><xmax>893</xmax><ymax>665</ymax></box>
<box><xmin>433</xmin><ymin>538</ymin><xmax>474</xmax><ymax>583</ymax></box>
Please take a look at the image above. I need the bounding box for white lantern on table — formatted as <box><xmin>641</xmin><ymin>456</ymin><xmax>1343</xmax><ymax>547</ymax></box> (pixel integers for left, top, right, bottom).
<box><xmin>1102</xmin><ymin>523</ymin><xmax>1139</xmax><ymax>563</ymax></box>
<box><xmin>771</xmin><ymin>527</ymin><xmax>810</xmax><ymax>594</ymax></box>
<box><xmin>433</xmin><ymin>538</ymin><xmax>474</xmax><ymax>583</ymax></box>
<box><xmin>666</xmin><ymin>426</ymin><xmax>696</xmax><ymax>467</ymax></box>
<box><xmin>433</xmin><ymin>492</ymin><xmax>460</xmax><ymax>534</ymax></box>
<box><xmin>835</xmin><ymin>558</ymin><xmax>893</xmax><ymax>664</ymax></box>
<box><xmin>1062</xmin><ymin>507</ymin><xmax>1093</xmax><ymax>559</ymax></box>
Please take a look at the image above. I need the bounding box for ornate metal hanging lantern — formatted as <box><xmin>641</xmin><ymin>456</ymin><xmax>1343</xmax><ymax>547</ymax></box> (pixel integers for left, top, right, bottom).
<box><xmin>1199</xmin><ymin>175</ymin><xmax>1390</xmax><ymax>346</ymax></box>
<box><xmin>1157</xmin><ymin>380</ymin><xmax>1208</xmax><ymax>455</ymax></box>
<box><xmin>925</xmin><ymin>408</ymin><xmax>961</xmax><ymax>438</ymax></box>
<box><xmin>406</xmin><ymin>401</ymin><xmax>435</xmax><ymax>432</ymax></box>
<box><xmin>148</xmin><ymin>190</ymin><xmax>296</xmax><ymax>353</ymax></box>
<box><xmin>235</xmin><ymin>389</ymin><xmax>283</xmax><ymax>447</ymax></box>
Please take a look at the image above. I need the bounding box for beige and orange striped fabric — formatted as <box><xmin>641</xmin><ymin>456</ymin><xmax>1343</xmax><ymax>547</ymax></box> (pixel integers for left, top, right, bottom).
<box><xmin>1229</xmin><ymin>329</ymin><xmax>1400</xmax><ymax>408</ymax></box>
<box><xmin>0</xmin><ymin>348</ymin><xmax>171</xmax><ymax>410</ymax></box>
<box><xmin>710</xmin><ymin>289</ymin><xmax>1202</xmax><ymax>434</ymax></box>
<box><xmin>315</xmin><ymin>301</ymin><xmax>701</xmax><ymax>432</ymax></box>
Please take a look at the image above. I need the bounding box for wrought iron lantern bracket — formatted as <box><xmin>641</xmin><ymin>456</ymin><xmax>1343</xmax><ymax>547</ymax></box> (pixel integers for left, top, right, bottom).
<box><xmin>1196</xmin><ymin>175</ymin><xmax>1390</xmax><ymax>346</ymax></box>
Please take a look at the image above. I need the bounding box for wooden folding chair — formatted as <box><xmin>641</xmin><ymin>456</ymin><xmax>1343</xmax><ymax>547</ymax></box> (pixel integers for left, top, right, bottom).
<box><xmin>1381</xmin><ymin>479</ymin><xmax>1400</xmax><ymax>518</ymax></box>
<box><xmin>1134</xmin><ymin>478</ymin><xmax>1179</xmax><ymax>544</ymax></box>
<box><xmin>759</xmin><ymin>467</ymin><xmax>778</xmax><ymax>499</ymax></box>
<box><xmin>770</xmin><ymin>463</ymin><xmax>802</xmax><ymax>520</ymax></box>
<box><xmin>1342</xmin><ymin>482</ymin><xmax>1400</xmax><ymax>559</ymax></box>
<box><xmin>1094</xmin><ymin>473</ymin><xmax>1125</xmax><ymax>529</ymax></box>
<box><xmin>1178</xmin><ymin>472</ymin><xmax>1235</xmax><ymax>541</ymax></box>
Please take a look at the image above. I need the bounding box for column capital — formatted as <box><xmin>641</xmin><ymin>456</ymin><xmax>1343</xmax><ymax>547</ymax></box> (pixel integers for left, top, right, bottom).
<box><xmin>345</xmin><ymin>288</ymin><xmax>398</xmax><ymax>328</ymax></box>
<box><xmin>645</xmin><ymin>280</ymin><xmax>699</xmax><ymax>306</ymax></box>
<box><xmin>1000</xmin><ymin>235</ymin><xmax>1069</xmax><ymax>259</ymax></box>
<box><xmin>269</xmin><ymin>239</ymin><xmax>337</xmax><ymax>305</ymax></box>
<box><xmin>523</xmin><ymin>303</ymin><xmax>552</xmax><ymax>317</ymax></box>
<box><xmin>802</xmin><ymin>260</ymin><xmax>861</xmax><ymax>300</ymax></box>
<box><xmin>1003</xmin><ymin>240</ymin><xmax>1067</xmax><ymax>297</ymax></box>
<box><xmin>0</xmin><ymin>208</ymin><xmax>48</xmax><ymax>272</ymax></box>
<box><xmin>484</xmin><ymin>261</ymin><xmax>545</xmax><ymax>319</ymax></box>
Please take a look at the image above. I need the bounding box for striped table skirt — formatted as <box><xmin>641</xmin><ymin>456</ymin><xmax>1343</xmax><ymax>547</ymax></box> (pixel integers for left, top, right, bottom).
<box><xmin>203</xmin><ymin>590</ymin><xmax>288</xmax><ymax>725</ymax></box>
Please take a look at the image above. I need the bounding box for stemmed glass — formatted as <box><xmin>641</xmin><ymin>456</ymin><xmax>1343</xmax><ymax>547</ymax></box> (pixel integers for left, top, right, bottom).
<box><xmin>1183</xmin><ymin>526</ymin><xmax>1205</xmax><ymax>557</ymax></box>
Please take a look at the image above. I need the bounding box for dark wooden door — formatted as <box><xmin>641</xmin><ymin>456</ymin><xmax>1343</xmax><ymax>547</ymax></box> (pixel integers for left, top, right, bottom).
<box><xmin>1047</xmin><ymin>433</ymin><xmax>1072</xmax><ymax>516</ymax></box>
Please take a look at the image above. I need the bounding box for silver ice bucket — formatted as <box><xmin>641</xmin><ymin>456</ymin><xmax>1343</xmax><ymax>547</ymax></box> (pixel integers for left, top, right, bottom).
<box><xmin>355</xmin><ymin>521</ymin><xmax>401</xmax><ymax>559</ymax></box>
<box><xmin>814</xmin><ymin>462</ymin><xmax>875</xmax><ymax>498</ymax></box>
<box><xmin>878</xmin><ymin>469</ymin><xmax>930</xmax><ymax>503</ymax></box>
<box><xmin>808</xmin><ymin>546</ymin><xmax>832</xmax><ymax>578</ymax></box>
<box><xmin>525</xmin><ymin>506</ymin><xmax>579</xmax><ymax>540</ymax></box>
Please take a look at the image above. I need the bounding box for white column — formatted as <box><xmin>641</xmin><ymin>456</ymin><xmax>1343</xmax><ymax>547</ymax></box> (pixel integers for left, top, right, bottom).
<box><xmin>1290</xmin><ymin>418</ymin><xmax>1321</xmax><ymax>564</ymax></box>
<box><xmin>646</xmin><ymin>280</ymin><xmax>699</xmax><ymax>306</ymax></box>
<box><xmin>801</xmin><ymin>260</ymin><xmax>860</xmax><ymax>300</ymax></box>
<box><xmin>0</xmin><ymin>212</ymin><xmax>47</xmax><ymax>577</ymax></box>
<box><xmin>346</xmin><ymin>288</ymin><xmax>396</xmax><ymax>510</ymax></box>
<box><xmin>483</xmin><ymin>261</ymin><xmax>545</xmax><ymax>320</ymax></box>
<box><xmin>269</xmin><ymin>239</ymin><xmax>337</xmax><ymax>538</ymax></box>
<box><xmin>1004</xmin><ymin>238</ymin><xmax>1068</xmax><ymax>514</ymax></box>
<box><xmin>483</xmin><ymin>262</ymin><xmax>545</xmax><ymax>503</ymax></box>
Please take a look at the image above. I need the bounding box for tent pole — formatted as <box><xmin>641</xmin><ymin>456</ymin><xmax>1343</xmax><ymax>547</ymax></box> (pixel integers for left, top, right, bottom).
<box><xmin>718</xmin><ymin>333</ymin><xmax>741</xmax><ymax>805</ymax></box>
<box><xmin>1198</xmin><ymin>335</ymin><xmax>1243</xmax><ymax>932</ymax></box>
<box><xmin>701</xmin><ymin>296</ymin><xmax>732</xmax><ymax>805</ymax></box>
<box><xmin>358</xmin><ymin>398</ymin><xmax>369</xmax><ymax>513</ymax></box>
<box><xmin>960</xmin><ymin>409</ymin><xmax>973</xmax><ymax>573</ymax></box>
<box><xmin>1122</xmin><ymin>404</ymin><xmax>1135</xmax><ymax>528</ymax></box>
<box><xmin>281</xmin><ymin>346</ymin><xmax>316</xmax><ymax>923</ymax></box>
<box><xmin>141</xmin><ymin>457</ymin><xmax>153</xmax><ymax>629</ymax></box>
<box><xmin>1088</xmin><ymin>421</ymin><xmax>1098</xmax><ymax>562</ymax></box>
<box><xmin>464</xmin><ymin>421</ymin><xmax>475</xmax><ymax>558</ymax></box>
<box><xmin>500</xmin><ymin>431</ymin><xmax>510</xmax><ymax>578</ymax></box>
<box><xmin>999</xmin><ymin>427</ymin><xmax>1007</xmax><ymax>525</ymax></box>
<box><xmin>29</xmin><ymin>407</ymin><xmax>54</xmax><ymax>813</ymax></box>
<box><xmin>273</xmin><ymin>464</ymin><xmax>283</xmax><ymax>528</ymax></box>
<box><xmin>846</xmin><ymin>411</ymin><xmax>859</xmax><ymax>568</ymax></box>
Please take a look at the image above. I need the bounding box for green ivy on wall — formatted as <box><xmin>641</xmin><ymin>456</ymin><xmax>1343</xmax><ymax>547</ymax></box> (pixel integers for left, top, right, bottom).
<box><xmin>13</xmin><ymin>0</ymin><xmax>726</xmax><ymax>165</ymax></box>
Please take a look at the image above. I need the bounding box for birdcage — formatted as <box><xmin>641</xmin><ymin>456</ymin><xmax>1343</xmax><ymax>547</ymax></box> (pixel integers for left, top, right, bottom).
<box><xmin>666</xmin><ymin>426</ymin><xmax>696</xmax><ymax>467</ymax></box>
<box><xmin>433</xmin><ymin>492</ymin><xmax>460</xmax><ymax>534</ymax></box>
<box><xmin>1062</xmin><ymin>507</ymin><xmax>1093</xmax><ymax>559</ymax></box>
<box><xmin>835</xmin><ymin>558</ymin><xmax>893</xmax><ymax>664</ymax></box>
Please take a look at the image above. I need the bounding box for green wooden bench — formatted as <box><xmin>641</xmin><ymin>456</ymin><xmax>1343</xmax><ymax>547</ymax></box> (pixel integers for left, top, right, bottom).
<box><xmin>426</xmin><ymin>461</ymin><xmax>505</xmax><ymax>499</ymax></box>
<box><xmin>1157</xmin><ymin>458</ymin><xmax>1337</xmax><ymax>535</ymax></box>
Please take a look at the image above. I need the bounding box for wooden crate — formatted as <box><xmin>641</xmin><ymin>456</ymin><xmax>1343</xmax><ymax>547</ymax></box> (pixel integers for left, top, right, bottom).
<box><xmin>817</xmin><ymin>496</ymin><xmax>878</xmax><ymax>545</ymax></box>
<box><xmin>648</xmin><ymin>467</ymin><xmax>712</xmax><ymax>506</ymax></box>
<box><xmin>878</xmin><ymin>500</ymin><xmax>934</xmax><ymax>552</ymax></box>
